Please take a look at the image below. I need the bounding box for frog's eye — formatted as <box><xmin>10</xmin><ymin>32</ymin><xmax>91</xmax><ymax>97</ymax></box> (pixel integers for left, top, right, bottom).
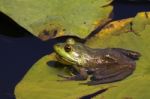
<box><xmin>64</xmin><ymin>44</ymin><xmax>72</xmax><ymax>52</ymax></box>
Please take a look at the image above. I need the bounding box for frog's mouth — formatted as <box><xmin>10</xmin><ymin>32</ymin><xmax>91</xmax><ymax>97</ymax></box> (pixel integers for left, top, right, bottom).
<box><xmin>55</xmin><ymin>54</ymin><xmax>75</xmax><ymax>65</ymax></box>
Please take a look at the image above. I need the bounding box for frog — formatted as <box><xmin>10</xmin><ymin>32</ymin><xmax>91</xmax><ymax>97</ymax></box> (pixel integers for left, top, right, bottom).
<box><xmin>53</xmin><ymin>38</ymin><xmax>141</xmax><ymax>85</ymax></box>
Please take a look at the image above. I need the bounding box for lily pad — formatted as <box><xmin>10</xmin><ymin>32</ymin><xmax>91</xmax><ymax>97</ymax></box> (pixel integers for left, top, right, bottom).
<box><xmin>0</xmin><ymin>0</ymin><xmax>112</xmax><ymax>40</ymax></box>
<box><xmin>15</xmin><ymin>12</ymin><xmax>150</xmax><ymax>99</ymax></box>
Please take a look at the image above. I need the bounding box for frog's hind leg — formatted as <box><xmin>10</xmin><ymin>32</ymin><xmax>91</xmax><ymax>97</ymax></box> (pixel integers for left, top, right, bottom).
<box><xmin>112</xmin><ymin>48</ymin><xmax>141</xmax><ymax>60</ymax></box>
<box><xmin>85</xmin><ymin>67</ymin><xmax>134</xmax><ymax>85</ymax></box>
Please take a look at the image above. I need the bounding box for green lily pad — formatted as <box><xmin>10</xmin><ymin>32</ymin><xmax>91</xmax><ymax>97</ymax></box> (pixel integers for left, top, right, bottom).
<box><xmin>0</xmin><ymin>0</ymin><xmax>112</xmax><ymax>40</ymax></box>
<box><xmin>15</xmin><ymin>12</ymin><xmax>150</xmax><ymax>99</ymax></box>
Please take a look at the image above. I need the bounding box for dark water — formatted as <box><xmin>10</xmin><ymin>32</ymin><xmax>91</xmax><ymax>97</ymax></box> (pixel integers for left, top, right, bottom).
<box><xmin>0</xmin><ymin>36</ymin><xmax>54</xmax><ymax>99</ymax></box>
<box><xmin>0</xmin><ymin>1</ymin><xmax>150</xmax><ymax>99</ymax></box>
<box><xmin>111</xmin><ymin>1</ymin><xmax>150</xmax><ymax>20</ymax></box>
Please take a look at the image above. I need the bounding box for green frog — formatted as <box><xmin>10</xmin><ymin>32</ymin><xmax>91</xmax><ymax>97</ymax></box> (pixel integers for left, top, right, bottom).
<box><xmin>53</xmin><ymin>38</ymin><xmax>141</xmax><ymax>85</ymax></box>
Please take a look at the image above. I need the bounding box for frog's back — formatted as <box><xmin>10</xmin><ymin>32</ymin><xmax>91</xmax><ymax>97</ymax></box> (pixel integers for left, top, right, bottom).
<box><xmin>92</xmin><ymin>48</ymin><xmax>141</xmax><ymax>60</ymax></box>
<box><xmin>85</xmin><ymin>48</ymin><xmax>140</xmax><ymax>68</ymax></box>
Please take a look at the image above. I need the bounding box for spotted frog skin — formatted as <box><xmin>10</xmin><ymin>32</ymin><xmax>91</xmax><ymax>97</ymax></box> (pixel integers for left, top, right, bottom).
<box><xmin>53</xmin><ymin>38</ymin><xmax>141</xmax><ymax>85</ymax></box>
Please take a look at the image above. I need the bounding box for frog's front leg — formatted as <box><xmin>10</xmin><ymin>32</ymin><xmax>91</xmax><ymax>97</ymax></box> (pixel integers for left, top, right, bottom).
<box><xmin>85</xmin><ymin>64</ymin><xmax>135</xmax><ymax>85</ymax></box>
<box><xmin>58</xmin><ymin>68</ymin><xmax>88</xmax><ymax>81</ymax></box>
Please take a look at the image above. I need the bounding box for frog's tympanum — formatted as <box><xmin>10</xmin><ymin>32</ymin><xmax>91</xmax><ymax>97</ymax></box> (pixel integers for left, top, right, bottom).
<box><xmin>53</xmin><ymin>38</ymin><xmax>141</xmax><ymax>85</ymax></box>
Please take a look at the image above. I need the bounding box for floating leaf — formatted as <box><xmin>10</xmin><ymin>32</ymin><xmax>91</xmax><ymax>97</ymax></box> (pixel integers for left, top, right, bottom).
<box><xmin>0</xmin><ymin>0</ymin><xmax>112</xmax><ymax>40</ymax></box>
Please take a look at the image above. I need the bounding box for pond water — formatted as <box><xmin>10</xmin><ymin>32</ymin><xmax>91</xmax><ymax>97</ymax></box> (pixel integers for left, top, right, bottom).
<box><xmin>0</xmin><ymin>35</ymin><xmax>53</xmax><ymax>99</ymax></box>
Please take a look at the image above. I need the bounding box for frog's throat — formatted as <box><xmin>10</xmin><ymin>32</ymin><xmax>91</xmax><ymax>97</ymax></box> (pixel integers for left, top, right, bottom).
<box><xmin>55</xmin><ymin>54</ymin><xmax>76</xmax><ymax>65</ymax></box>
<box><xmin>55</xmin><ymin>54</ymin><xmax>81</xmax><ymax>72</ymax></box>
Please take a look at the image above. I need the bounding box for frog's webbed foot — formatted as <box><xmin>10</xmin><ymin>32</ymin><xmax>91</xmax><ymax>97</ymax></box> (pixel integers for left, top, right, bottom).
<box><xmin>57</xmin><ymin>68</ymin><xmax>88</xmax><ymax>81</ymax></box>
<box><xmin>57</xmin><ymin>74</ymin><xmax>87</xmax><ymax>81</ymax></box>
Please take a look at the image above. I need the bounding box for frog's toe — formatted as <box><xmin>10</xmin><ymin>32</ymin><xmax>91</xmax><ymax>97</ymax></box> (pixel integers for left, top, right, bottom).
<box><xmin>80</xmin><ymin>81</ymin><xmax>101</xmax><ymax>86</ymax></box>
<box><xmin>57</xmin><ymin>74</ymin><xmax>70</xmax><ymax>79</ymax></box>
<box><xmin>58</xmin><ymin>74</ymin><xmax>87</xmax><ymax>81</ymax></box>
<box><xmin>57</xmin><ymin>74</ymin><xmax>74</xmax><ymax>81</ymax></box>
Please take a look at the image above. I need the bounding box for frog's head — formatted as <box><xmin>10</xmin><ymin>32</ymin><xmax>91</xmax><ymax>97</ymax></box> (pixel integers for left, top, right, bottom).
<box><xmin>54</xmin><ymin>38</ymin><xmax>89</xmax><ymax>66</ymax></box>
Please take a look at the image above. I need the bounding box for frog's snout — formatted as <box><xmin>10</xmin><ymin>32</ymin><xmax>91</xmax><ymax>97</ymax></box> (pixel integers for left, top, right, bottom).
<box><xmin>53</xmin><ymin>44</ymin><xmax>62</xmax><ymax>52</ymax></box>
<box><xmin>53</xmin><ymin>44</ymin><xmax>58</xmax><ymax>49</ymax></box>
